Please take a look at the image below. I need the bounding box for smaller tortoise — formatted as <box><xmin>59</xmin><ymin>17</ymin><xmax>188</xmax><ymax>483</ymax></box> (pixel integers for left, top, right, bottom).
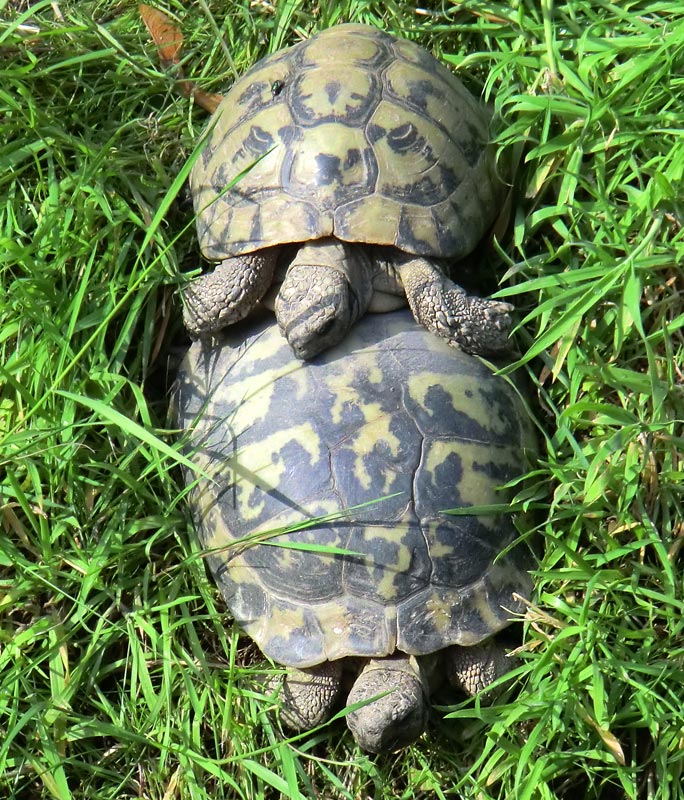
<box><xmin>185</xmin><ymin>23</ymin><xmax>512</xmax><ymax>359</ymax></box>
<box><xmin>175</xmin><ymin>310</ymin><xmax>535</xmax><ymax>752</ymax></box>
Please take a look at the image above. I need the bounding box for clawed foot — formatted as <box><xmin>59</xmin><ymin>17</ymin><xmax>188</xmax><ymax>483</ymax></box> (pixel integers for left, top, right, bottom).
<box><xmin>438</xmin><ymin>295</ymin><xmax>513</xmax><ymax>356</ymax></box>
<box><xmin>182</xmin><ymin>249</ymin><xmax>278</xmax><ymax>338</ymax></box>
<box><xmin>397</xmin><ymin>257</ymin><xmax>514</xmax><ymax>356</ymax></box>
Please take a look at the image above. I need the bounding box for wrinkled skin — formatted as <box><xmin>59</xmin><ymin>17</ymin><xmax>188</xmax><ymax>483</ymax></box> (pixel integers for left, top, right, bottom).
<box><xmin>184</xmin><ymin>238</ymin><xmax>512</xmax><ymax>359</ymax></box>
<box><xmin>274</xmin><ymin>639</ymin><xmax>517</xmax><ymax>753</ymax></box>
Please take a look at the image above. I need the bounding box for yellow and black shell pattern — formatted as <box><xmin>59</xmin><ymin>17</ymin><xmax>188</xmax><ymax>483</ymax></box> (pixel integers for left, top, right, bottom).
<box><xmin>175</xmin><ymin>310</ymin><xmax>535</xmax><ymax>668</ymax></box>
<box><xmin>190</xmin><ymin>23</ymin><xmax>500</xmax><ymax>263</ymax></box>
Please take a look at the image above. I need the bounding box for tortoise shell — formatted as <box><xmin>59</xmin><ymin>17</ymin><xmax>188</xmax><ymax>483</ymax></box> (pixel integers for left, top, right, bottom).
<box><xmin>190</xmin><ymin>23</ymin><xmax>500</xmax><ymax>263</ymax></box>
<box><xmin>175</xmin><ymin>310</ymin><xmax>534</xmax><ymax>668</ymax></box>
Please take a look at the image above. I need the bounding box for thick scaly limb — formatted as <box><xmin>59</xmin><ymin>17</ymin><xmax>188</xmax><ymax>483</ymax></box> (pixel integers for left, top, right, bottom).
<box><xmin>446</xmin><ymin>638</ymin><xmax>517</xmax><ymax>699</ymax></box>
<box><xmin>183</xmin><ymin>248</ymin><xmax>279</xmax><ymax>337</ymax></box>
<box><xmin>275</xmin><ymin>662</ymin><xmax>343</xmax><ymax>730</ymax></box>
<box><xmin>396</xmin><ymin>256</ymin><xmax>513</xmax><ymax>356</ymax></box>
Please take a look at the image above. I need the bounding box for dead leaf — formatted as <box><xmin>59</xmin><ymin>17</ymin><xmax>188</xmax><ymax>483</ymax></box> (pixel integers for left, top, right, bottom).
<box><xmin>139</xmin><ymin>4</ymin><xmax>184</xmax><ymax>68</ymax></box>
<box><xmin>576</xmin><ymin>704</ymin><xmax>626</xmax><ymax>765</ymax></box>
<box><xmin>139</xmin><ymin>4</ymin><xmax>223</xmax><ymax>113</ymax></box>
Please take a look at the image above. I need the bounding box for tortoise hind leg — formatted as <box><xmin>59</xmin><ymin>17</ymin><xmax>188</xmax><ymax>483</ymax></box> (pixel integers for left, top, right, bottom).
<box><xmin>395</xmin><ymin>256</ymin><xmax>513</xmax><ymax>356</ymax></box>
<box><xmin>276</xmin><ymin>661</ymin><xmax>343</xmax><ymax>731</ymax></box>
<box><xmin>183</xmin><ymin>247</ymin><xmax>279</xmax><ymax>338</ymax></box>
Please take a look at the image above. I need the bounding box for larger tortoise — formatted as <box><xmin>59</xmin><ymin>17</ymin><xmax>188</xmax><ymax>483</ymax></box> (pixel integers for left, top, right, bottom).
<box><xmin>184</xmin><ymin>23</ymin><xmax>512</xmax><ymax>360</ymax></box>
<box><xmin>175</xmin><ymin>310</ymin><xmax>535</xmax><ymax>752</ymax></box>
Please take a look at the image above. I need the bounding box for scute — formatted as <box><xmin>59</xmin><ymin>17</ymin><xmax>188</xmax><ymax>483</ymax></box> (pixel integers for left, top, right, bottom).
<box><xmin>175</xmin><ymin>310</ymin><xmax>534</xmax><ymax>668</ymax></box>
<box><xmin>190</xmin><ymin>23</ymin><xmax>499</xmax><ymax>262</ymax></box>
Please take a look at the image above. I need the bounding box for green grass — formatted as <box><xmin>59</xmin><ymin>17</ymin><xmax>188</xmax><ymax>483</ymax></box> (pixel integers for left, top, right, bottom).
<box><xmin>1</xmin><ymin>0</ymin><xmax>683</xmax><ymax>798</ymax></box>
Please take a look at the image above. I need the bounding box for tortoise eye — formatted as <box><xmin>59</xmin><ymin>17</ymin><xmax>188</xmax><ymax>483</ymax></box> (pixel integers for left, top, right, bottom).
<box><xmin>316</xmin><ymin>317</ymin><xmax>336</xmax><ymax>338</ymax></box>
<box><xmin>271</xmin><ymin>79</ymin><xmax>285</xmax><ymax>97</ymax></box>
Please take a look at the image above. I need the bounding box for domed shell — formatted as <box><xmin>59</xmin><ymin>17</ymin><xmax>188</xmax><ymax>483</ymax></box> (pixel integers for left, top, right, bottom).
<box><xmin>190</xmin><ymin>23</ymin><xmax>500</xmax><ymax>263</ymax></box>
<box><xmin>175</xmin><ymin>311</ymin><xmax>535</xmax><ymax>668</ymax></box>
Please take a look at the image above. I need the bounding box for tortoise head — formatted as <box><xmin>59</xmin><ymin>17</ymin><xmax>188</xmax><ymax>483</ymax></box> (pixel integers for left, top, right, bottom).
<box><xmin>274</xmin><ymin>239</ymin><xmax>373</xmax><ymax>359</ymax></box>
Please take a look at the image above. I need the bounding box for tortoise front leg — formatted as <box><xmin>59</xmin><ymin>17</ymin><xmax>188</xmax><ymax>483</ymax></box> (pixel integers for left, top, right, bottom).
<box><xmin>182</xmin><ymin>247</ymin><xmax>279</xmax><ymax>338</ymax></box>
<box><xmin>275</xmin><ymin>661</ymin><xmax>343</xmax><ymax>731</ymax></box>
<box><xmin>395</xmin><ymin>256</ymin><xmax>513</xmax><ymax>356</ymax></box>
<box><xmin>446</xmin><ymin>638</ymin><xmax>517</xmax><ymax>698</ymax></box>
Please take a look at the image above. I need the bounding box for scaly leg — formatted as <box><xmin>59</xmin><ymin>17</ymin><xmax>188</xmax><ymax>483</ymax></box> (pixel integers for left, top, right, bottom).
<box><xmin>183</xmin><ymin>247</ymin><xmax>279</xmax><ymax>338</ymax></box>
<box><xmin>396</xmin><ymin>256</ymin><xmax>513</xmax><ymax>356</ymax></box>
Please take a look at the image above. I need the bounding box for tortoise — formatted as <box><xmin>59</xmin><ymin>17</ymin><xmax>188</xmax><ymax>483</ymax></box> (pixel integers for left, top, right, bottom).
<box><xmin>174</xmin><ymin>309</ymin><xmax>535</xmax><ymax>752</ymax></box>
<box><xmin>184</xmin><ymin>23</ymin><xmax>512</xmax><ymax>360</ymax></box>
